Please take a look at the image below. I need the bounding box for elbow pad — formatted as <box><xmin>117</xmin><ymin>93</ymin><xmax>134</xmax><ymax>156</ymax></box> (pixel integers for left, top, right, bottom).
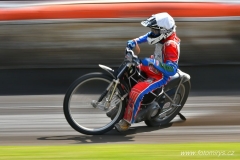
<box><xmin>141</xmin><ymin>58</ymin><xmax>178</xmax><ymax>76</ymax></box>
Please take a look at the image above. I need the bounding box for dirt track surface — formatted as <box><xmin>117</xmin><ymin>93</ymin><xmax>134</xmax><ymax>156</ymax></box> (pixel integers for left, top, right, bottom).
<box><xmin>0</xmin><ymin>93</ymin><xmax>240</xmax><ymax>145</ymax></box>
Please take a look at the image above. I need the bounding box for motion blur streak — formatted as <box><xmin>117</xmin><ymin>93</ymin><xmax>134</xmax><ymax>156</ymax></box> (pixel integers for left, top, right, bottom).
<box><xmin>0</xmin><ymin>1</ymin><xmax>240</xmax><ymax>145</ymax></box>
<box><xmin>0</xmin><ymin>21</ymin><xmax>240</xmax><ymax>68</ymax></box>
<box><xmin>0</xmin><ymin>1</ymin><xmax>240</xmax><ymax>69</ymax></box>
<box><xmin>1</xmin><ymin>2</ymin><xmax>240</xmax><ymax>20</ymax></box>
<box><xmin>0</xmin><ymin>94</ymin><xmax>240</xmax><ymax>145</ymax></box>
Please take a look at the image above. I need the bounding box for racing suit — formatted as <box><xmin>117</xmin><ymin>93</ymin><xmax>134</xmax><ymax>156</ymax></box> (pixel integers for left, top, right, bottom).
<box><xmin>123</xmin><ymin>32</ymin><xmax>180</xmax><ymax>124</ymax></box>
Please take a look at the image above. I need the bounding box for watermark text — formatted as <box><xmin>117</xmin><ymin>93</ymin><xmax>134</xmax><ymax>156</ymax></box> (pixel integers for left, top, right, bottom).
<box><xmin>180</xmin><ymin>150</ymin><xmax>235</xmax><ymax>157</ymax></box>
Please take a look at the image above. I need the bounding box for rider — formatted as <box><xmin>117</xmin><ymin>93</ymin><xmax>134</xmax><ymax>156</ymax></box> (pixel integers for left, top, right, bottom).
<box><xmin>115</xmin><ymin>12</ymin><xmax>180</xmax><ymax>132</ymax></box>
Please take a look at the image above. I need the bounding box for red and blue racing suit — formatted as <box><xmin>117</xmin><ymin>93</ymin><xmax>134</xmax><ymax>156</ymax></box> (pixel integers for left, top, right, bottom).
<box><xmin>123</xmin><ymin>32</ymin><xmax>180</xmax><ymax>124</ymax></box>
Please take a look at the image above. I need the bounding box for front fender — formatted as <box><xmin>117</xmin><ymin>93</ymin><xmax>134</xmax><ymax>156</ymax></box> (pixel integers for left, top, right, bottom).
<box><xmin>99</xmin><ymin>64</ymin><xmax>116</xmax><ymax>79</ymax></box>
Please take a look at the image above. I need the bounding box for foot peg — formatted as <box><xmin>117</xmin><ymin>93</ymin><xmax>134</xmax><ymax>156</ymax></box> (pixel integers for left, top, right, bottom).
<box><xmin>178</xmin><ymin>112</ymin><xmax>186</xmax><ymax>120</ymax></box>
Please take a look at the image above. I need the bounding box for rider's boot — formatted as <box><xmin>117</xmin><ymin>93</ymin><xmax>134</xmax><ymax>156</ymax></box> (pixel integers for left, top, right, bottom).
<box><xmin>115</xmin><ymin>119</ymin><xmax>131</xmax><ymax>132</ymax></box>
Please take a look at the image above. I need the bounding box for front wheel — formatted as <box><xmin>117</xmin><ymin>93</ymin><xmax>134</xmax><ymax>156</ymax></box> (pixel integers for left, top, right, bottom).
<box><xmin>63</xmin><ymin>72</ymin><xmax>126</xmax><ymax>135</ymax></box>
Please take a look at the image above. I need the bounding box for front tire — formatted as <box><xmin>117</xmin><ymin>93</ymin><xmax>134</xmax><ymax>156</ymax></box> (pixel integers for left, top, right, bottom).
<box><xmin>63</xmin><ymin>72</ymin><xmax>126</xmax><ymax>135</ymax></box>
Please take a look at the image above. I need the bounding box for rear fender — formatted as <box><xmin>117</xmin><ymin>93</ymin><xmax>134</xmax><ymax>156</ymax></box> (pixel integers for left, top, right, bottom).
<box><xmin>164</xmin><ymin>69</ymin><xmax>191</xmax><ymax>92</ymax></box>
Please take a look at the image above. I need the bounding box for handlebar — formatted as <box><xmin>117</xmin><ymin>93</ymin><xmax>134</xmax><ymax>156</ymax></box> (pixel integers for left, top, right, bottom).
<box><xmin>125</xmin><ymin>47</ymin><xmax>138</xmax><ymax>58</ymax></box>
<box><xmin>125</xmin><ymin>47</ymin><xmax>140</xmax><ymax>65</ymax></box>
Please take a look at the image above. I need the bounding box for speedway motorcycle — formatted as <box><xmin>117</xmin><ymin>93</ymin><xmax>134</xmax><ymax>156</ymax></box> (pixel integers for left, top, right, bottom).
<box><xmin>63</xmin><ymin>47</ymin><xmax>191</xmax><ymax>135</ymax></box>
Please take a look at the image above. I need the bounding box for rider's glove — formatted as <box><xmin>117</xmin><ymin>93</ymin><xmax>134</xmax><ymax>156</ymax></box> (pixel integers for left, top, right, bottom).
<box><xmin>127</xmin><ymin>40</ymin><xmax>136</xmax><ymax>49</ymax></box>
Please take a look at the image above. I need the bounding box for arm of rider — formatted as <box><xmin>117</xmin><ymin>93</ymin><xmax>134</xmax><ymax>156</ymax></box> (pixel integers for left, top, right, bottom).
<box><xmin>133</xmin><ymin>40</ymin><xmax>140</xmax><ymax>55</ymax></box>
<box><xmin>127</xmin><ymin>40</ymin><xmax>140</xmax><ymax>55</ymax></box>
<box><xmin>127</xmin><ymin>32</ymin><xmax>150</xmax><ymax>55</ymax></box>
<box><xmin>141</xmin><ymin>58</ymin><xmax>178</xmax><ymax>77</ymax></box>
<box><xmin>142</xmin><ymin>40</ymin><xmax>179</xmax><ymax>76</ymax></box>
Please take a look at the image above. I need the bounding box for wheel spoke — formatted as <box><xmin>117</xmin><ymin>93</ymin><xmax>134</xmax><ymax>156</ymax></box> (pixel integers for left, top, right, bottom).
<box><xmin>157</xmin><ymin>84</ymin><xmax>185</xmax><ymax>120</ymax></box>
<box><xmin>64</xmin><ymin>74</ymin><xmax>124</xmax><ymax>134</ymax></box>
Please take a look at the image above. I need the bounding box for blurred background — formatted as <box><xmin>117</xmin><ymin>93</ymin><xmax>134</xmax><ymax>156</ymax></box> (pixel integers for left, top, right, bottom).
<box><xmin>0</xmin><ymin>1</ymin><xmax>240</xmax><ymax>148</ymax></box>
<box><xmin>0</xmin><ymin>0</ymin><xmax>240</xmax><ymax>95</ymax></box>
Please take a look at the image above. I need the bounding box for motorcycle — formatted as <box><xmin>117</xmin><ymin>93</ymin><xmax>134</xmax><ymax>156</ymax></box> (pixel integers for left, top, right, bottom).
<box><xmin>63</xmin><ymin>46</ymin><xmax>191</xmax><ymax>135</ymax></box>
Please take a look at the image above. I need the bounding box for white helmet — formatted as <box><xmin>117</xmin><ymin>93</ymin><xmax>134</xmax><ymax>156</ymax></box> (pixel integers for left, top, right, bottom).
<box><xmin>141</xmin><ymin>12</ymin><xmax>176</xmax><ymax>45</ymax></box>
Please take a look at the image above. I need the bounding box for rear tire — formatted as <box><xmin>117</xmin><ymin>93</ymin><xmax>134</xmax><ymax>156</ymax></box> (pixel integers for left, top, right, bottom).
<box><xmin>145</xmin><ymin>81</ymin><xmax>191</xmax><ymax>127</ymax></box>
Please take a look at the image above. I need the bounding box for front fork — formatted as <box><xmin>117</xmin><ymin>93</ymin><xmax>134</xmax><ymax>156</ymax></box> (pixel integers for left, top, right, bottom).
<box><xmin>91</xmin><ymin>78</ymin><xmax>128</xmax><ymax>111</ymax></box>
<box><xmin>92</xmin><ymin>63</ymin><xmax>132</xmax><ymax>110</ymax></box>
<box><xmin>104</xmin><ymin>79</ymin><xmax>120</xmax><ymax>108</ymax></box>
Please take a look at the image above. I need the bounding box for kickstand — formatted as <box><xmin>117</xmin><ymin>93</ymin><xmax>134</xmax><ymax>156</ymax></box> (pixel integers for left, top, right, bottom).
<box><xmin>178</xmin><ymin>112</ymin><xmax>186</xmax><ymax>121</ymax></box>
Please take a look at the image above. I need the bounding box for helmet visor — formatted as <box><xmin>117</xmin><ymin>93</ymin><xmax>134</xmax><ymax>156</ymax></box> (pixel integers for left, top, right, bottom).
<box><xmin>141</xmin><ymin>16</ymin><xmax>159</xmax><ymax>29</ymax></box>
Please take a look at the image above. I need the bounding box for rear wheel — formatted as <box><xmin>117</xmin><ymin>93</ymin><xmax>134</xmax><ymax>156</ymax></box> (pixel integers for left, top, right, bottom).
<box><xmin>145</xmin><ymin>81</ymin><xmax>190</xmax><ymax>127</ymax></box>
<box><xmin>63</xmin><ymin>72</ymin><xmax>126</xmax><ymax>135</ymax></box>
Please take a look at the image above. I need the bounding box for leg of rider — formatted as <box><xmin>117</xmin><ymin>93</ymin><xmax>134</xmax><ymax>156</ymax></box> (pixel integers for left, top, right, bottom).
<box><xmin>115</xmin><ymin>81</ymin><xmax>154</xmax><ymax>131</ymax></box>
<box><xmin>123</xmin><ymin>78</ymin><xmax>163</xmax><ymax>124</ymax></box>
<box><xmin>124</xmin><ymin>63</ymin><xmax>171</xmax><ymax>123</ymax></box>
<box><xmin>115</xmin><ymin>65</ymin><xmax>169</xmax><ymax>131</ymax></box>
